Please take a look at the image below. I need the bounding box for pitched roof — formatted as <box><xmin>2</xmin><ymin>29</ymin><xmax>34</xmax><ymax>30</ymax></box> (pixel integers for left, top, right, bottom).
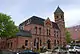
<box><xmin>16</xmin><ymin>30</ymin><xmax>32</xmax><ymax>37</ymax></box>
<box><xmin>30</xmin><ymin>16</ymin><xmax>45</xmax><ymax>26</ymax></box>
<box><xmin>54</xmin><ymin>6</ymin><xmax>64</xmax><ymax>14</ymax></box>
<box><xmin>19</xmin><ymin>16</ymin><xmax>59</xmax><ymax>29</ymax></box>
<box><xmin>52</xmin><ymin>22</ymin><xmax>59</xmax><ymax>29</ymax></box>
<box><xmin>19</xmin><ymin>16</ymin><xmax>44</xmax><ymax>26</ymax></box>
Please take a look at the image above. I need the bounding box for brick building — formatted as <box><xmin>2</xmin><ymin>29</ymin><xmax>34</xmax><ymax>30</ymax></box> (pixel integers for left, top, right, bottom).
<box><xmin>0</xmin><ymin>6</ymin><xmax>66</xmax><ymax>51</ymax></box>
<box><xmin>67</xmin><ymin>25</ymin><xmax>80</xmax><ymax>40</ymax></box>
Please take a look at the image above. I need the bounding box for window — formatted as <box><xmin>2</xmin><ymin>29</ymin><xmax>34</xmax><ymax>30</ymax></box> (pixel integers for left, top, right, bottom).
<box><xmin>47</xmin><ymin>29</ymin><xmax>50</xmax><ymax>35</ymax></box>
<box><xmin>39</xmin><ymin>28</ymin><xmax>41</xmax><ymax>35</ymax></box>
<box><xmin>7</xmin><ymin>43</ymin><xmax>9</xmax><ymax>48</ymax></box>
<box><xmin>56</xmin><ymin>31</ymin><xmax>58</xmax><ymax>37</ymax></box>
<box><xmin>49</xmin><ymin>30</ymin><xmax>50</xmax><ymax>35</ymax></box>
<box><xmin>40</xmin><ymin>40</ymin><xmax>42</xmax><ymax>46</ymax></box>
<box><xmin>61</xmin><ymin>15</ymin><xmax>63</xmax><ymax>18</ymax></box>
<box><xmin>34</xmin><ymin>39</ymin><xmax>36</xmax><ymax>46</ymax></box>
<box><xmin>19</xmin><ymin>25</ymin><xmax>24</xmax><ymax>30</ymax></box>
<box><xmin>27</xmin><ymin>19</ymin><xmax>31</xmax><ymax>24</ymax></box>
<box><xmin>57</xmin><ymin>16</ymin><xmax>58</xmax><ymax>18</ymax></box>
<box><xmin>54</xmin><ymin>40</ymin><xmax>56</xmax><ymax>46</ymax></box>
<box><xmin>11</xmin><ymin>42</ymin><xmax>13</xmax><ymax>48</ymax></box>
<box><xmin>54</xmin><ymin>30</ymin><xmax>56</xmax><ymax>38</ymax></box>
<box><xmin>25</xmin><ymin>40</ymin><xmax>28</xmax><ymax>46</ymax></box>
<box><xmin>57</xmin><ymin>40</ymin><xmax>59</xmax><ymax>45</ymax></box>
<box><xmin>47</xmin><ymin>29</ymin><xmax>48</xmax><ymax>35</ymax></box>
<box><xmin>35</xmin><ymin>27</ymin><xmax>37</xmax><ymax>34</ymax></box>
<box><xmin>57</xmin><ymin>34</ymin><xmax>58</xmax><ymax>37</ymax></box>
<box><xmin>54</xmin><ymin>34</ymin><xmax>56</xmax><ymax>38</ymax></box>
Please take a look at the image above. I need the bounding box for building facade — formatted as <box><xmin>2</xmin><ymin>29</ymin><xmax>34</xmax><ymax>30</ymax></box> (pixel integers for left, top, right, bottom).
<box><xmin>67</xmin><ymin>25</ymin><xmax>80</xmax><ymax>40</ymax></box>
<box><xmin>0</xmin><ymin>6</ymin><xmax>66</xmax><ymax>51</ymax></box>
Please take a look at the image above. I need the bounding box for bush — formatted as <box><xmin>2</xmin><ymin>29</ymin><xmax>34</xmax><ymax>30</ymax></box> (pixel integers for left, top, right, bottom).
<box><xmin>0</xmin><ymin>50</ymin><xmax>2</xmax><ymax>54</ymax></box>
<box><xmin>40</xmin><ymin>48</ymin><xmax>48</xmax><ymax>53</ymax></box>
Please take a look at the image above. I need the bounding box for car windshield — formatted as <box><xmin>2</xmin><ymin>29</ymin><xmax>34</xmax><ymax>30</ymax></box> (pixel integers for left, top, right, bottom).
<box><xmin>75</xmin><ymin>46</ymin><xmax>80</xmax><ymax>49</ymax></box>
<box><xmin>28</xmin><ymin>50</ymin><xmax>33</xmax><ymax>52</ymax></box>
<box><xmin>22</xmin><ymin>50</ymin><xmax>33</xmax><ymax>52</ymax></box>
<box><xmin>69</xmin><ymin>46</ymin><xmax>74</xmax><ymax>49</ymax></box>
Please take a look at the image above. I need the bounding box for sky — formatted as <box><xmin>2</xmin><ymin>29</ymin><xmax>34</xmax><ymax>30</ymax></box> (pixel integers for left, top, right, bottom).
<box><xmin>0</xmin><ymin>0</ymin><xmax>80</xmax><ymax>27</ymax></box>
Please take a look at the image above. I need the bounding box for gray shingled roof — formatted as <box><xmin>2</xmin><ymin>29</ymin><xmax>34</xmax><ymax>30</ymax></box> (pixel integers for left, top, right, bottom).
<box><xmin>54</xmin><ymin>6</ymin><xmax>64</xmax><ymax>14</ymax></box>
<box><xmin>16</xmin><ymin>30</ymin><xmax>32</xmax><ymax>37</ymax></box>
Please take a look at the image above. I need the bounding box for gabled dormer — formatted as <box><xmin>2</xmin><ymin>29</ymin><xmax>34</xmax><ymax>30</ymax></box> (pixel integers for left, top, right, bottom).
<box><xmin>44</xmin><ymin>17</ymin><xmax>52</xmax><ymax>28</ymax></box>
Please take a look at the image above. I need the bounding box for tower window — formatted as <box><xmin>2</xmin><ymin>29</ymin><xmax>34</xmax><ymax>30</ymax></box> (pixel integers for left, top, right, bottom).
<box><xmin>47</xmin><ymin>29</ymin><xmax>48</xmax><ymax>35</ymax></box>
<box><xmin>56</xmin><ymin>16</ymin><xmax>58</xmax><ymax>18</ymax></box>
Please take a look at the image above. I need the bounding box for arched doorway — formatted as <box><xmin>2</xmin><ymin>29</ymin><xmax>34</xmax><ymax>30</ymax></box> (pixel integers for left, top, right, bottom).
<box><xmin>47</xmin><ymin>40</ymin><xmax>51</xmax><ymax>49</ymax></box>
<box><xmin>34</xmin><ymin>38</ymin><xmax>39</xmax><ymax>50</ymax></box>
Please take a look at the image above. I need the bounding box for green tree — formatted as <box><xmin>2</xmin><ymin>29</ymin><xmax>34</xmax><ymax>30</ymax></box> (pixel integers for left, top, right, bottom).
<box><xmin>0</xmin><ymin>13</ymin><xmax>19</xmax><ymax>38</ymax></box>
<box><xmin>65</xmin><ymin>31</ymin><xmax>71</xmax><ymax>44</ymax></box>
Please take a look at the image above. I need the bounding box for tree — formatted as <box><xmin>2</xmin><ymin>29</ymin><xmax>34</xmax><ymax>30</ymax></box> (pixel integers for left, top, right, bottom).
<box><xmin>65</xmin><ymin>31</ymin><xmax>71</xmax><ymax>44</ymax></box>
<box><xmin>0</xmin><ymin>13</ymin><xmax>19</xmax><ymax>38</ymax></box>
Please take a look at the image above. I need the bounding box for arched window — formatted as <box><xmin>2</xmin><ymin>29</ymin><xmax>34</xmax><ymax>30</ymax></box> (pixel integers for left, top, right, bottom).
<box><xmin>57</xmin><ymin>40</ymin><xmax>59</xmax><ymax>46</ymax></box>
<box><xmin>54</xmin><ymin>40</ymin><xmax>56</xmax><ymax>46</ymax></box>
<box><xmin>35</xmin><ymin>27</ymin><xmax>37</xmax><ymax>34</ymax></box>
<box><xmin>11</xmin><ymin>42</ymin><xmax>13</xmax><ymax>48</ymax></box>
<box><xmin>49</xmin><ymin>30</ymin><xmax>50</xmax><ymax>35</ymax></box>
<box><xmin>34</xmin><ymin>39</ymin><xmax>36</xmax><ymax>46</ymax></box>
<box><xmin>47</xmin><ymin>40</ymin><xmax>51</xmax><ymax>49</ymax></box>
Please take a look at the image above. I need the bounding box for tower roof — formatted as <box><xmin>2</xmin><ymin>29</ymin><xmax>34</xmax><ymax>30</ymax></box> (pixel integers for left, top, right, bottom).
<box><xmin>54</xmin><ymin>6</ymin><xmax>64</xmax><ymax>14</ymax></box>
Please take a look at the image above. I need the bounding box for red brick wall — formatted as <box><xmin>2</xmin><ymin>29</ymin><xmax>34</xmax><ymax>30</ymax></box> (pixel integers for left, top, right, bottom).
<box><xmin>67</xmin><ymin>25</ymin><xmax>80</xmax><ymax>40</ymax></box>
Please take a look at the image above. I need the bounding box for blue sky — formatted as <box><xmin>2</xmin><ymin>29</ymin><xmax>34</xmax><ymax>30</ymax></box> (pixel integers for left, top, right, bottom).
<box><xmin>0</xmin><ymin>0</ymin><xmax>80</xmax><ymax>27</ymax></box>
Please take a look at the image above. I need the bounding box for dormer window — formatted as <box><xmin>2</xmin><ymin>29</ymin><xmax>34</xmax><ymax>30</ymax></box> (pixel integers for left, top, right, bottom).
<box><xmin>27</xmin><ymin>19</ymin><xmax>31</xmax><ymax>24</ymax></box>
<box><xmin>19</xmin><ymin>25</ymin><xmax>24</xmax><ymax>30</ymax></box>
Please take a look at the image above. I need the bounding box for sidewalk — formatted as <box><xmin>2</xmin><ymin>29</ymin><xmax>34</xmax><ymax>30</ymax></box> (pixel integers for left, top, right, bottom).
<box><xmin>40</xmin><ymin>51</ymin><xmax>52</xmax><ymax>54</ymax></box>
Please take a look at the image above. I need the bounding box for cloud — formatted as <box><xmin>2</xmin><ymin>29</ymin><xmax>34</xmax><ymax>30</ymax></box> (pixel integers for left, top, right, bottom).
<box><xmin>0</xmin><ymin>0</ymin><xmax>80</xmax><ymax>27</ymax></box>
<box><xmin>65</xmin><ymin>8</ymin><xmax>80</xmax><ymax>27</ymax></box>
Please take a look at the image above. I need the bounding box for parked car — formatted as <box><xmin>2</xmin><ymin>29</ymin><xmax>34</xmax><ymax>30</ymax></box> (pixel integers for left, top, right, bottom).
<box><xmin>52</xmin><ymin>47</ymin><xmax>67</xmax><ymax>53</ymax></box>
<box><xmin>17</xmin><ymin>50</ymin><xmax>39</xmax><ymax>54</ymax></box>
<box><xmin>68</xmin><ymin>46</ymin><xmax>80</xmax><ymax>52</ymax></box>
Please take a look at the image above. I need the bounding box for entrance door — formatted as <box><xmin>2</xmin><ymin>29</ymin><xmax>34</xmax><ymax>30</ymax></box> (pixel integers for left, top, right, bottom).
<box><xmin>47</xmin><ymin>40</ymin><xmax>51</xmax><ymax>49</ymax></box>
<box><xmin>37</xmin><ymin>42</ymin><xmax>39</xmax><ymax>50</ymax></box>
